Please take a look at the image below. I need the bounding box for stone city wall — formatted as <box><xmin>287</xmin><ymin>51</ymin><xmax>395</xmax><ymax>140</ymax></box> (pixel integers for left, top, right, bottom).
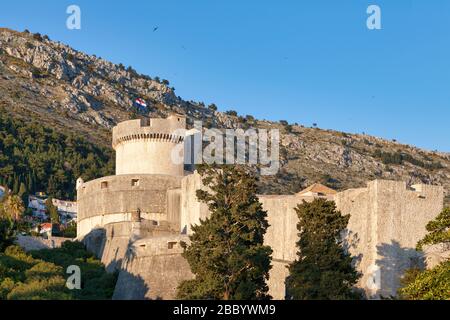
<box><xmin>76</xmin><ymin>174</ymin><xmax>182</xmax><ymax>238</ymax></box>
<box><xmin>335</xmin><ymin>180</ymin><xmax>443</xmax><ymax>298</ymax></box>
<box><xmin>113</xmin><ymin>234</ymin><xmax>193</xmax><ymax>300</ymax></box>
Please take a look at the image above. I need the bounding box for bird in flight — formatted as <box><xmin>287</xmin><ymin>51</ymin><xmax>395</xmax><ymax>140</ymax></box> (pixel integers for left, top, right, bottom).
<box><xmin>153</xmin><ymin>26</ymin><xmax>159</xmax><ymax>32</ymax></box>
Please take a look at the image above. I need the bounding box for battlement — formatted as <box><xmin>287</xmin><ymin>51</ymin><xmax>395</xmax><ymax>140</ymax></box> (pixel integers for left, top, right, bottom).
<box><xmin>76</xmin><ymin>174</ymin><xmax>183</xmax><ymax>238</ymax></box>
<box><xmin>112</xmin><ymin>115</ymin><xmax>186</xmax><ymax>149</ymax></box>
<box><xmin>112</xmin><ymin>115</ymin><xmax>186</xmax><ymax>176</ymax></box>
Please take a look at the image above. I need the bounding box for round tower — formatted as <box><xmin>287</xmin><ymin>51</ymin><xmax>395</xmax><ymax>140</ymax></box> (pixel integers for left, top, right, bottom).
<box><xmin>112</xmin><ymin>114</ymin><xmax>186</xmax><ymax>176</ymax></box>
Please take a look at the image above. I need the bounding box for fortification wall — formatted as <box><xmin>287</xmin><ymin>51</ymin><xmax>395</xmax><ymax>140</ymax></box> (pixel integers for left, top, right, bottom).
<box><xmin>76</xmin><ymin>174</ymin><xmax>182</xmax><ymax>238</ymax></box>
<box><xmin>370</xmin><ymin>180</ymin><xmax>443</xmax><ymax>297</ymax></box>
<box><xmin>167</xmin><ymin>189</ymin><xmax>182</xmax><ymax>232</ymax></box>
<box><xmin>423</xmin><ymin>244</ymin><xmax>450</xmax><ymax>269</ymax></box>
<box><xmin>259</xmin><ymin>194</ymin><xmax>330</xmax><ymax>299</ymax></box>
<box><xmin>335</xmin><ymin>180</ymin><xmax>444</xmax><ymax>298</ymax></box>
<box><xmin>82</xmin><ymin>220</ymin><xmax>176</xmax><ymax>272</ymax></box>
<box><xmin>254</xmin><ymin>181</ymin><xmax>443</xmax><ymax>299</ymax></box>
<box><xmin>180</xmin><ymin>172</ymin><xmax>209</xmax><ymax>234</ymax></box>
<box><xmin>15</xmin><ymin>235</ymin><xmax>73</xmax><ymax>251</ymax></box>
<box><xmin>113</xmin><ymin>235</ymin><xmax>193</xmax><ymax>300</ymax></box>
<box><xmin>112</xmin><ymin>116</ymin><xmax>186</xmax><ymax>176</ymax></box>
<box><xmin>334</xmin><ymin>186</ymin><xmax>377</xmax><ymax>298</ymax></box>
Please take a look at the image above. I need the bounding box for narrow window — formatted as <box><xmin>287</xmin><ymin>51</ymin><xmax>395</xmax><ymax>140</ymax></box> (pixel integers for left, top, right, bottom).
<box><xmin>131</xmin><ymin>179</ymin><xmax>140</xmax><ymax>187</ymax></box>
<box><xmin>168</xmin><ymin>242</ymin><xmax>177</xmax><ymax>249</ymax></box>
<box><xmin>101</xmin><ymin>181</ymin><xmax>108</xmax><ymax>189</ymax></box>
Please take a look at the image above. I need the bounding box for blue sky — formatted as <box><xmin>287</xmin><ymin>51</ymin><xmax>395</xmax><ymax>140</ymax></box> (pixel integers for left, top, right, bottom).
<box><xmin>1</xmin><ymin>0</ymin><xmax>450</xmax><ymax>151</ymax></box>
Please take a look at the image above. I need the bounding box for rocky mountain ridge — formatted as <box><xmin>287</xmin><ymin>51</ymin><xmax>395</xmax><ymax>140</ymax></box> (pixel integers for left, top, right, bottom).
<box><xmin>0</xmin><ymin>28</ymin><xmax>449</xmax><ymax>202</ymax></box>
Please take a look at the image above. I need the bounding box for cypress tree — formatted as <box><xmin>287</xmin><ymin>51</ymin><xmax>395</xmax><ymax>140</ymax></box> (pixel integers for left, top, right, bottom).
<box><xmin>177</xmin><ymin>165</ymin><xmax>272</xmax><ymax>300</ymax></box>
<box><xmin>6</xmin><ymin>176</ymin><xmax>13</xmax><ymax>189</ymax></box>
<box><xmin>18</xmin><ymin>183</ymin><xmax>27</xmax><ymax>197</ymax></box>
<box><xmin>286</xmin><ymin>198</ymin><xmax>361</xmax><ymax>300</ymax></box>
<box><xmin>12</xmin><ymin>176</ymin><xmax>19</xmax><ymax>194</ymax></box>
<box><xmin>45</xmin><ymin>197</ymin><xmax>60</xmax><ymax>224</ymax></box>
<box><xmin>18</xmin><ymin>182</ymin><xmax>28</xmax><ymax>205</ymax></box>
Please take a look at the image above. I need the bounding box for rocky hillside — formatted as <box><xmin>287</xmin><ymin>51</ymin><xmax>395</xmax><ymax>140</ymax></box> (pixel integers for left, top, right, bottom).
<box><xmin>0</xmin><ymin>28</ymin><xmax>449</xmax><ymax>203</ymax></box>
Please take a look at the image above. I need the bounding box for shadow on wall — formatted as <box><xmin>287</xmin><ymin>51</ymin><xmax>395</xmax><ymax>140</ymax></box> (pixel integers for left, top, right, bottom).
<box><xmin>375</xmin><ymin>241</ymin><xmax>424</xmax><ymax>299</ymax></box>
<box><xmin>80</xmin><ymin>227</ymin><xmax>156</xmax><ymax>300</ymax></box>
<box><xmin>81</xmin><ymin>228</ymin><xmax>107</xmax><ymax>259</ymax></box>
<box><xmin>342</xmin><ymin>230</ymin><xmax>363</xmax><ymax>269</ymax></box>
<box><xmin>113</xmin><ymin>268</ymin><xmax>154</xmax><ymax>300</ymax></box>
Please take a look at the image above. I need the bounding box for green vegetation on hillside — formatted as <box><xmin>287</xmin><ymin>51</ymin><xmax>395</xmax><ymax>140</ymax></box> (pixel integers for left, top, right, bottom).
<box><xmin>0</xmin><ymin>108</ymin><xmax>114</xmax><ymax>200</ymax></box>
<box><xmin>373</xmin><ymin>149</ymin><xmax>443</xmax><ymax>170</ymax></box>
<box><xmin>0</xmin><ymin>242</ymin><xmax>117</xmax><ymax>300</ymax></box>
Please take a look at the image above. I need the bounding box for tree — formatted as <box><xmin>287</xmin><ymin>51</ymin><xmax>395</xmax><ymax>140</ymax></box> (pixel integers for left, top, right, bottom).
<box><xmin>0</xmin><ymin>194</ymin><xmax>25</xmax><ymax>222</ymax></box>
<box><xmin>0</xmin><ymin>219</ymin><xmax>15</xmax><ymax>252</ymax></box>
<box><xmin>225</xmin><ymin>110</ymin><xmax>238</xmax><ymax>117</ymax></box>
<box><xmin>18</xmin><ymin>182</ymin><xmax>27</xmax><ymax>203</ymax></box>
<box><xmin>208</xmin><ymin>104</ymin><xmax>218</xmax><ymax>112</ymax></box>
<box><xmin>398</xmin><ymin>260</ymin><xmax>450</xmax><ymax>300</ymax></box>
<box><xmin>398</xmin><ymin>208</ymin><xmax>450</xmax><ymax>300</ymax></box>
<box><xmin>45</xmin><ymin>198</ymin><xmax>59</xmax><ymax>224</ymax></box>
<box><xmin>177</xmin><ymin>165</ymin><xmax>272</xmax><ymax>300</ymax></box>
<box><xmin>416</xmin><ymin>208</ymin><xmax>450</xmax><ymax>251</ymax></box>
<box><xmin>286</xmin><ymin>199</ymin><xmax>361</xmax><ymax>300</ymax></box>
<box><xmin>0</xmin><ymin>242</ymin><xmax>117</xmax><ymax>300</ymax></box>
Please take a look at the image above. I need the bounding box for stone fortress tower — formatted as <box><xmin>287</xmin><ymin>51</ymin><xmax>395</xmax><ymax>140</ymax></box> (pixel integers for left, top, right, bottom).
<box><xmin>113</xmin><ymin>116</ymin><xmax>186</xmax><ymax>176</ymax></box>
<box><xmin>77</xmin><ymin>116</ymin><xmax>445</xmax><ymax>300</ymax></box>
<box><xmin>77</xmin><ymin>114</ymin><xmax>186</xmax><ymax>239</ymax></box>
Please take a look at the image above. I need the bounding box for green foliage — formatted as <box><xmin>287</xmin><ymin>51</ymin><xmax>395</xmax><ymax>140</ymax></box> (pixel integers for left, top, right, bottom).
<box><xmin>225</xmin><ymin>110</ymin><xmax>238</xmax><ymax>117</ymax></box>
<box><xmin>62</xmin><ymin>222</ymin><xmax>77</xmax><ymax>239</ymax></box>
<box><xmin>0</xmin><ymin>194</ymin><xmax>25</xmax><ymax>222</ymax></box>
<box><xmin>208</xmin><ymin>104</ymin><xmax>218</xmax><ymax>112</ymax></box>
<box><xmin>417</xmin><ymin>208</ymin><xmax>450</xmax><ymax>251</ymax></box>
<box><xmin>32</xmin><ymin>33</ymin><xmax>43</xmax><ymax>41</ymax></box>
<box><xmin>398</xmin><ymin>260</ymin><xmax>450</xmax><ymax>300</ymax></box>
<box><xmin>0</xmin><ymin>219</ymin><xmax>16</xmax><ymax>252</ymax></box>
<box><xmin>0</xmin><ymin>109</ymin><xmax>114</xmax><ymax>199</ymax></box>
<box><xmin>398</xmin><ymin>207</ymin><xmax>450</xmax><ymax>300</ymax></box>
<box><xmin>286</xmin><ymin>199</ymin><xmax>361</xmax><ymax>300</ymax></box>
<box><xmin>45</xmin><ymin>197</ymin><xmax>59</xmax><ymax>224</ymax></box>
<box><xmin>0</xmin><ymin>242</ymin><xmax>117</xmax><ymax>300</ymax></box>
<box><xmin>177</xmin><ymin>165</ymin><xmax>272</xmax><ymax>300</ymax></box>
<box><xmin>373</xmin><ymin>149</ymin><xmax>444</xmax><ymax>170</ymax></box>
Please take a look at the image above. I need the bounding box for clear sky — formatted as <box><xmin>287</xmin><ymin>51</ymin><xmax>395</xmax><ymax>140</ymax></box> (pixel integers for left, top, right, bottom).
<box><xmin>1</xmin><ymin>0</ymin><xmax>449</xmax><ymax>151</ymax></box>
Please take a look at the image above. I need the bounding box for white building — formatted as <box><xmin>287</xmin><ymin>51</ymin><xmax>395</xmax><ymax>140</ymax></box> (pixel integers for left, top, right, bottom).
<box><xmin>28</xmin><ymin>194</ymin><xmax>48</xmax><ymax>219</ymax></box>
<box><xmin>52</xmin><ymin>198</ymin><xmax>77</xmax><ymax>222</ymax></box>
<box><xmin>28</xmin><ymin>194</ymin><xmax>77</xmax><ymax>223</ymax></box>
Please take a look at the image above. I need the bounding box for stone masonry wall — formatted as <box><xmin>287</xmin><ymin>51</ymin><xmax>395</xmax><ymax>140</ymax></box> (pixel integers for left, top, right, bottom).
<box><xmin>113</xmin><ymin>234</ymin><xmax>193</xmax><ymax>300</ymax></box>
<box><xmin>76</xmin><ymin>174</ymin><xmax>182</xmax><ymax>238</ymax></box>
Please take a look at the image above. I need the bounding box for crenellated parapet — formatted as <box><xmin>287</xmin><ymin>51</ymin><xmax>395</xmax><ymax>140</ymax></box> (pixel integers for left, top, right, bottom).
<box><xmin>112</xmin><ymin>114</ymin><xmax>186</xmax><ymax>176</ymax></box>
<box><xmin>112</xmin><ymin>115</ymin><xmax>186</xmax><ymax>149</ymax></box>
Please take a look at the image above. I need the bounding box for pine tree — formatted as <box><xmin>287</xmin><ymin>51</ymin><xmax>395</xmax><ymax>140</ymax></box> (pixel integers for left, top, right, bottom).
<box><xmin>177</xmin><ymin>165</ymin><xmax>272</xmax><ymax>300</ymax></box>
<box><xmin>416</xmin><ymin>207</ymin><xmax>450</xmax><ymax>251</ymax></box>
<box><xmin>286</xmin><ymin>198</ymin><xmax>361</xmax><ymax>300</ymax></box>
<box><xmin>398</xmin><ymin>207</ymin><xmax>450</xmax><ymax>300</ymax></box>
